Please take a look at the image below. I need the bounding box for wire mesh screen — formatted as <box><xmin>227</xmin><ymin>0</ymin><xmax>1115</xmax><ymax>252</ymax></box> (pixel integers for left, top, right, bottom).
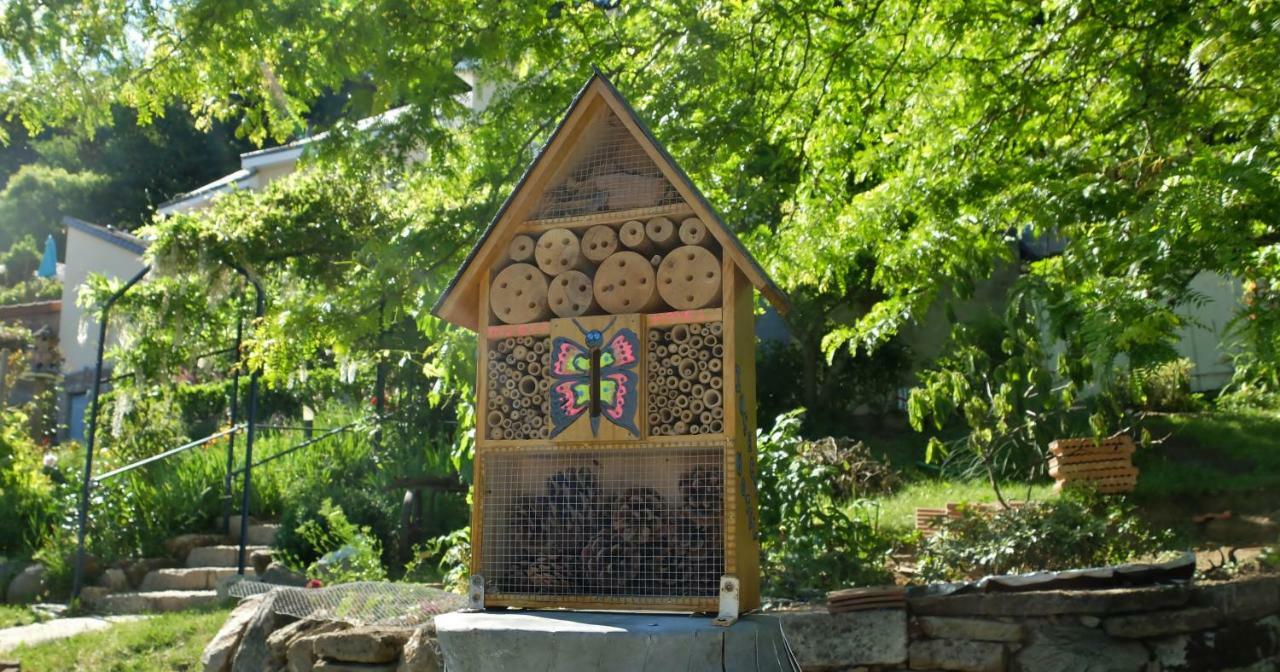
<box><xmin>533</xmin><ymin>109</ymin><xmax>683</xmax><ymax>220</ymax></box>
<box><xmin>227</xmin><ymin>581</ymin><xmax>465</xmax><ymax>626</ymax></box>
<box><xmin>479</xmin><ymin>447</ymin><xmax>724</xmax><ymax>602</ymax></box>
<box><xmin>646</xmin><ymin>322</ymin><xmax>725</xmax><ymax>436</ymax></box>
<box><xmin>486</xmin><ymin>336</ymin><xmax>552</xmax><ymax>440</ymax></box>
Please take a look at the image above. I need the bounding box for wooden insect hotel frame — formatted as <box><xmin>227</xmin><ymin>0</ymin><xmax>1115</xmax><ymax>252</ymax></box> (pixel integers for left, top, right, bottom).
<box><xmin>432</xmin><ymin>72</ymin><xmax>789</xmax><ymax>617</ymax></box>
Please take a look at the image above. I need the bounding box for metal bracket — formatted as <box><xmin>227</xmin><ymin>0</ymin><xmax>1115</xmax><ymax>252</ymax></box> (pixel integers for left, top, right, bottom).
<box><xmin>466</xmin><ymin>574</ymin><xmax>485</xmax><ymax>611</ymax></box>
<box><xmin>712</xmin><ymin>575</ymin><xmax>740</xmax><ymax>627</ymax></box>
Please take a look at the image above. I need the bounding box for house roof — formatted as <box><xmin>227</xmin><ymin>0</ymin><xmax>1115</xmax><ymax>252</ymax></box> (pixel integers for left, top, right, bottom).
<box><xmin>431</xmin><ymin>71</ymin><xmax>790</xmax><ymax>332</ymax></box>
<box><xmin>157</xmin><ymin>168</ymin><xmax>258</xmax><ymax>214</ymax></box>
<box><xmin>63</xmin><ymin>216</ymin><xmax>148</xmax><ymax>255</ymax></box>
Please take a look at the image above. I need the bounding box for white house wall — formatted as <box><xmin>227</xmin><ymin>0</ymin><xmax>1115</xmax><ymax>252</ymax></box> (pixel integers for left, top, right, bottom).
<box><xmin>58</xmin><ymin>226</ymin><xmax>146</xmax><ymax>376</ymax></box>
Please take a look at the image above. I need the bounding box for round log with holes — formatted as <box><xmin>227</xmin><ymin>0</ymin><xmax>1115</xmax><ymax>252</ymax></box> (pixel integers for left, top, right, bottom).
<box><xmin>548</xmin><ymin>270</ymin><xmax>598</xmax><ymax>318</ymax></box>
<box><xmin>535</xmin><ymin>228</ymin><xmax>591</xmax><ymax>276</ymax></box>
<box><xmin>678</xmin><ymin>217</ymin><xmax>708</xmax><ymax>246</ymax></box>
<box><xmin>644</xmin><ymin>216</ymin><xmax>678</xmax><ymax>250</ymax></box>
<box><xmin>618</xmin><ymin>219</ymin><xmax>654</xmax><ymax>254</ymax></box>
<box><xmin>491</xmin><ymin>263</ymin><xmax>551</xmax><ymax>325</ymax></box>
<box><xmin>657</xmin><ymin>245</ymin><xmax>722</xmax><ymax>310</ymax></box>
<box><xmin>581</xmin><ymin>225</ymin><xmax>619</xmax><ymax>262</ymax></box>
<box><xmin>593</xmin><ymin>251</ymin><xmax>662</xmax><ymax>314</ymax></box>
<box><xmin>508</xmin><ymin>234</ymin><xmax>535</xmax><ymax>263</ymax></box>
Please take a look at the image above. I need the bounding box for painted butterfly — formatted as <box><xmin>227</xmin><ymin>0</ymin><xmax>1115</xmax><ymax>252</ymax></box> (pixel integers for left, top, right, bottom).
<box><xmin>549</xmin><ymin>317</ymin><xmax>640</xmax><ymax>438</ymax></box>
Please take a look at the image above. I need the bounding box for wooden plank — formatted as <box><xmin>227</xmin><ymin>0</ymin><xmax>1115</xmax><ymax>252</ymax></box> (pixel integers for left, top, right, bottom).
<box><xmin>646</xmin><ymin>307</ymin><xmax>723</xmax><ymax>327</ymax></box>
<box><xmin>727</xmin><ymin>266</ymin><xmax>760</xmax><ymax>612</ymax></box>
<box><xmin>484</xmin><ymin>594</ymin><xmax>717</xmax><ymax>613</ymax></box>
<box><xmin>827</xmin><ymin>586</ymin><xmax>906</xmax><ymax>600</ymax></box>
<box><xmin>486</xmin><ymin>321</ymin><xmax>552</xmax><ymax>340</ymax></box>
<box><xmin>522</xmin><ymin>203</ymin><xmax>695</xmax><ymax>232</ymax></box>
<box><xmin>479</xmin><ymin>436</ymin><xmax>727</xmax><ymax>453</ymax></box>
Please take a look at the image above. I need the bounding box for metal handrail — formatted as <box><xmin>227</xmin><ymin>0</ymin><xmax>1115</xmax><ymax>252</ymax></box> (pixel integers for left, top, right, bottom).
<box><xmin>230</xmin><ymin>422</ymin><xmax>357</xmax><ymax>476</ymax></box>
<box><xmin>92</xmin><ymin>425</ymin><xmax>244</xmax><ymax>483</ymax></box>
<box><xmin>72</xmin><ymin>264</ymin><xmax>151</xmax><ymax>601</ymax></box>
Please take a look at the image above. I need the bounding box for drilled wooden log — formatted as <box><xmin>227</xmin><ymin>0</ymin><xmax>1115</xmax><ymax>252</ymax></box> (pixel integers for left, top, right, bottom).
<box><xmin>618</xmin><ymin>220</ymin><xmax>653</xmax><ymax>254</ymax></box>
<box><xmin>644</xmin><ymin>216</ymin><xmax>678</xmax><ymax>250</ymax></box>
<box><xmin>593</xmin><ymin>251</ymin><xmax>661</xmax><ymax>314</ymax></box>
<box><xmin>581</xmin><ymin>225</ymin><xmax>619</xmax><ymax>263</ymax></box>
<box><xmin>508</xmin><ymin>234</ymin><xmax>535</xmax><ymax>263</ymax></box>
<box><xmin>657</xmin><ymin>246</ymin><xmax>722</xmax><ymax>310</ymax></box>
<box><xmin>548</xmin><ymin>269</ymin><xmax>598</xmax><ymax>318</ymax></box>
<box><xmin>535</xmin><ymin>228</ymin><xmax>591</xmax><ymax>276</ymax></box>
<box><xmin>491</xmin><ymin>263</ymin><xmax>551</xmax><ymax>325</ymax></box>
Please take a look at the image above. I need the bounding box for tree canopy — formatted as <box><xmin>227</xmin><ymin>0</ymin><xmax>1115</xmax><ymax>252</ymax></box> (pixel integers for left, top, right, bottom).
<box><xmin>6</xmin><ymin>0</ymin><xmax>1278</xmax><ymax>462</ymax></box>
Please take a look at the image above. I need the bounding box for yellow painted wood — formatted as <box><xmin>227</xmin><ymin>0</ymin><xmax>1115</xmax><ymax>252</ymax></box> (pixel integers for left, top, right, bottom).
<box><xmin>549</xmin><ymin>313</ymin><xmax>645</xmax><ymax>443</ymax></box>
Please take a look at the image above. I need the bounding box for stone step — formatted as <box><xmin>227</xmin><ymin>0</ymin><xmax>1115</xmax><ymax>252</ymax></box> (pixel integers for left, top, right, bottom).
<box><xmin>227</xmin><ymin>516</ymin><xmax>281</xmax><ymax>546</ymax></box>
<box><xmin>140</xmin><ymin>567</ymin><xmax>242</xmax><ymax>591</ymax></box>
<box><xmin>236</xmin><ymin>523</ymin><xmax>281</xmax><ymax>546</ymax></box>
<box><xmin>187</xmin><ymin>545</ymin><xmax>271</xmax><ymax>568</ymax></box>
<box><xmin>95</xmin><ymin>590</ymin><xmax>219</xmax><ymax>614</ymax></box>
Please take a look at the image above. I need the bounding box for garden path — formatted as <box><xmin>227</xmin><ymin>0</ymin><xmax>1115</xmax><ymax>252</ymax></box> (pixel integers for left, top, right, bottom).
<box><xmin>0</xmin><ymin>615</ymin><xmax>149</xmax><ymax>653</ymax></box>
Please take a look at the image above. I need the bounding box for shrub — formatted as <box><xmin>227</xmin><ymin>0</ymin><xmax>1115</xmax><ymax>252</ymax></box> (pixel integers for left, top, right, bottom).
<box><xmin>0</xmin><ymin>406</ymin><xmax>59</xmax><ymax>556</ymax></box>
<box><xmin>757</xmin><ymin>410</ymin><xmax>894</xmax><ymax>596</ymax></box>
<box><xmin>278</xmin><ymin>498</ymin><xmax>386</xmax><ymax>583</ymax></box>
<box><xmin>1120</xmin><ymin>358</ymin><xmax>1203</xmax><ymax>413</ymax></box>
<box><xmin>405</xmin><ymin>526</ymin><xmax>470</xmax><ymax>593</ymax></box>
<box><xmin>796</xmin><ymin>436</ymin><xmax>898</xmax><ymax>499</ymax></box>
<box><xmin>917</xmin><ymin>491</ymin><xmax>1177</xmax><ymax>582</ymax></box>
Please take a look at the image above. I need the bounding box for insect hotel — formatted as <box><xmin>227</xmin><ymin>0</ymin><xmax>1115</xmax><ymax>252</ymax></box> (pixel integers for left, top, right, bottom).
<box><xmin>432</xmin><ymin>73</ymin><xmax>789</xmax><ymax>619</ymax></box>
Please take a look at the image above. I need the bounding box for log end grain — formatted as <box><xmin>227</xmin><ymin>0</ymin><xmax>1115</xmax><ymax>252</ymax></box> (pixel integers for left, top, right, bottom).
<box><xmin>491</xmin><ymin>263</ymin><xmax>551</xmax><ymax>324</ymax></box>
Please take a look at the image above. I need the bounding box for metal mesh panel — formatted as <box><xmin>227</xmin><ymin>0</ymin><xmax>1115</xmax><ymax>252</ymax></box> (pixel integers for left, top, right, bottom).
<box><xmin>227</xmin><ymin>581</ymin><xmax>465</xmax><ymax>626</ymax></box>
<box><xmin>533</xmin><ymin>110</ymin><xmax>683</xmax><ymax>220</ymax></box>
<box><xmin>647</xmin><ymin>322</ymin><xmax>725</xmax><ymax>436</ymax></box>
<box><xmin>480</xmin><ymin>447</ymin><xmax>723</xmax><ymax>600</ymax></box>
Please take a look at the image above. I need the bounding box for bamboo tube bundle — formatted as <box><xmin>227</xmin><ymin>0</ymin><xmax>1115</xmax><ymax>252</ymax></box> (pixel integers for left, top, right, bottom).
<box><xmin>535</xmin><ymin>228</ymin><xmax>592</xmax><ymax>276</ymax></box>
<box><xmin>549</xmin><ymin>270</ymin><xmax>598</xmax><ymax>317</ymax></box>
<box><xmin>645</xmin><ymin>321</ymin><xmax>726</xmax><ymax>436</ymax></box>
<box><xmin>491</xmin><ymin>263</ymin><xmax>551</xmax><ymax>325</ymax></box>
<box><xmin>486</xmin><ymin>336</ymin><xmax>551</xmax><ymax>440</ymax></box>
<box><xmin>657</xmin><ymin>246</ymin><xmax>722</xmax><ymax>310</ymax></box>
<box><xmin>581</xmin><ymin>225</ymin><xmax>619</xmax><ymax>263</ymax></box>
<box><xmin>594</xmin><ymin>251</ymin><xmax>663</xmax><ymax>313</ymax></box>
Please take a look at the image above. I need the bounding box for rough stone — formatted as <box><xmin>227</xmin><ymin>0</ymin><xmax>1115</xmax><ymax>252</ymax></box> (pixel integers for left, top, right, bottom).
<box><xmin>398</xmin><ymin>625</ymin><xmax>442</xmax><ymax>672</ymax></box>
<box><xmin>252</xmin><ymin>549</ymin><xmax>274</xmax><ymax>576</ymax></box>
<box><xmin>201</xmin><ymin>594</ymin><xmax>264</xmax><ymax>672</ymax></box>
<box><xmin>1013</xmin><ymin>624</ymin><xmax>1149</xmax><ymax>672</ymax></box>
<box><xmin>909</xmin><ymin>586</ymin><xmax>1191</xmax><ymax>618</ymax></box>
<box><xmin>909</xmin><ymin>638</ymin><xmax>1005</xmax><ymax>671</ymax></box>
<box><xmin>1194</xmin><ymin>576</ymin><xmax>1280</xmax><ymax>622</ymax></box>
<box><xmin>917</xmin><ymin>616</ymin><xmax>1024</xmax><ymax>642</ymax></box>
<box><xmin>1180</xmin><ymin>616</ymin><xmax>1280</xmax><ymax>670</ymax></box>
<box><xmin>778</xmin><ymin>607</ymin><xmax>908</xmax><ymax>668</ymax></box>
<box><xmin>268</xmin><ymin>619</ymin><xmax>323</xmax><ymax>668</ymax></box>
<box><xmin>1079</xmin><ymin>615</ymin><xmax>1102</xmax><ymax>628</ymax></box>
<box><xmin>124</xmin><ymin>558</ymin><xmax>178</xmax><ymax>589</ymax></box>
<box><xmin>96</xmin><ymin>567</ymin><xmax>129</xmax><ymax>592</ymax></box>
<box><xmin>1103</xmin><ymin>607</ymin><xmax>1223</xmax><ymax>639</ymax></box>
<box><xmin>313</xmin><ymin>626</ymin><xmax>413</xmax><ymax>664</ymax></box>
<box><xmin>286</xmin><ymin>623</ymin><xmax>349</xmax><ymax>672</ymax></box>
<box><xmin>165</xmin><ymin>533</ymin><xmax>228</xmax><ymax>562</ymax></box>
<box><xmin>231</xmin><ymin>592</ymin><xmax>292</xmax><ymax>672</ymax></box>
<box><xmin>5</xmin><ymin>563</ymin><xmax>46</xmax><ymax>604</ymax></box>
<box><xmin>261</xmin><ymin>562</ymin><xmax>308</xmax><ymax>587</ymax></box>
<box><xmin>314</xmin><ymin>662</ymin><xmax>398</xmax><ymax>672</ymax></box>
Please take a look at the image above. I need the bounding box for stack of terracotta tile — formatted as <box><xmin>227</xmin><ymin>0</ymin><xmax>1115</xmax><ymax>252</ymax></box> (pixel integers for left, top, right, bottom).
<box><xmin>914</xmin><ymin>501</ymin><xmax>1026</xmax><ymax>536</ymax></box>
<box><xmin>1049</xmin><ymin>435</ymin><xmax>1138</xmax><ymax>494</ymax></box>
<box><xmin>826</xmin><ymin>585</ymin><xmax>906</xmax><ymax>614</ymax></box>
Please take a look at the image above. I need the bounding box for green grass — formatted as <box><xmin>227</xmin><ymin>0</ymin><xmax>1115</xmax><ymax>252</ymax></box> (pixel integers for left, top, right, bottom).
<box><xmin>1134</xmin><ymin>410</ymin><xmax>1280</xmax><ymax>498</ymax></box>
<box><xmin>9</xmin><ymin>608</ymin><xmax>231</xmax><ymax>671</ymax></box>
<box><xmin>860</xmin><ymin>479</ymin><xmax>1058</xmax><ymax>532</ymax></box>
<box><xmin>0</xmin><ymin>604</ymin><xmax>42</xmax><ymax>629</ymax></box>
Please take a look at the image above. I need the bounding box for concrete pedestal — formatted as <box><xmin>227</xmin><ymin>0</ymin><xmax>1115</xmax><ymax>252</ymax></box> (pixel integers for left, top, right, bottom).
<box><xmin>435</xmin><ymin>611</ymin><xmax>799</xmax><ymax>672</ymax></box>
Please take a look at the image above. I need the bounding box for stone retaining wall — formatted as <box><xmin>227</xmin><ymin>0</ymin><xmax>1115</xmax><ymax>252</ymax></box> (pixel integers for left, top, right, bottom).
<box><xmin>779</xmin><ymin>576</ymin><xmax>1280</xmax><ymax>672</ymax></box>
<box><xmin>202</xmin><ymin>575</ymin><xmax>1280</xmax><ymax>672</ymax></box>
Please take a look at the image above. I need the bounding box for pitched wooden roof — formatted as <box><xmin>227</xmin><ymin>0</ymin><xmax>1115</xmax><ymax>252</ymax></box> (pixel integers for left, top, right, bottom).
<box><xmin>432</xmin><ymin>71</ymin><xmax>789</xmax><ymax>332</ymax></box>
